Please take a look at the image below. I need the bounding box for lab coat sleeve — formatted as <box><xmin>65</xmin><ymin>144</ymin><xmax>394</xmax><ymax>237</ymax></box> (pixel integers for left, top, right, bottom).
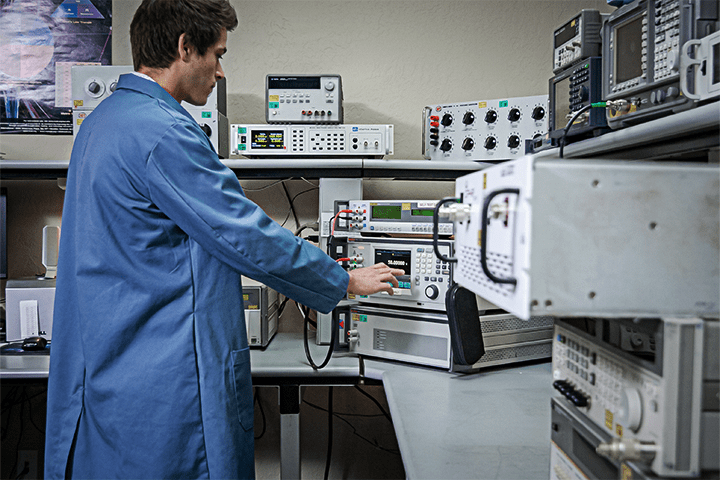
<box><xmin>144</xmin><ymin>120</ymin><xmax>348</xmax><ymax>314</ymax></box>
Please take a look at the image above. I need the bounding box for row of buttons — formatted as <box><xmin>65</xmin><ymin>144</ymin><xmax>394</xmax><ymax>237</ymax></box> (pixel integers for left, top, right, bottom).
<box><xmin>278</xmin><ymin>92</ymin><xmax>334</xmax><ymax>99</ymax></box>
<box><xmin>565</xmin><ymin>359</ymin><xmax>596</xmax><ymax>385</ymax></box>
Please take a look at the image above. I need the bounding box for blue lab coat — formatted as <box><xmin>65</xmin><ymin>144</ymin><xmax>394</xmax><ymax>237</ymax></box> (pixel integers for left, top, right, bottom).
<box><xmin>45</xmin><ymin>73</ymin><xmax>349</xmax><ymax>479</ymax></box>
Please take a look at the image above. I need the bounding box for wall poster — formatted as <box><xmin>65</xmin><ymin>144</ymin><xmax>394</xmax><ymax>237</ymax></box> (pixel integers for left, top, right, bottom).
<box><xmin>0</xmin><ymin>0</ymin><xmax>112</xmax><ymax>135</ymax></box>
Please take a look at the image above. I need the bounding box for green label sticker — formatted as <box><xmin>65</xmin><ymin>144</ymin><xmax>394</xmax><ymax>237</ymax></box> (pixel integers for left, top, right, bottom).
<box><xmin>499</xmin><ymin>100</ymin><xmax>509</xmax><ymax>108</ymax></box>
<box><xmin>202</xmin><ymin>111</ymin><xmax>211</xmax><ymax>118</ymax></box>
<box><xmin>239</xmin><ymin>144</ymin><xmax>246</xmax><ymax>150</ymax></box>
<box><xmin>239</xmin><ymin>127</ymin><xmax>247</xmax><ymax>134</ymax></box>
<box><xmin>268</xmin><ymin>102</ymin><xmax>279</xmax><ymax>109</ymax></box>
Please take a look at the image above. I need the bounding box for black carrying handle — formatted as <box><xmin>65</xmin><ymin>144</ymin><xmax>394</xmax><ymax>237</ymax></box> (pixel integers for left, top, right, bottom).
<box><xmin>480</xmin><ymin>188</ymin><xmax>520</xmax><ymax>286</ymax></box>
<box><xmin>433</xmin><ymin>196</ymin><xmax>460</xmax><ymax>263</ymax></box>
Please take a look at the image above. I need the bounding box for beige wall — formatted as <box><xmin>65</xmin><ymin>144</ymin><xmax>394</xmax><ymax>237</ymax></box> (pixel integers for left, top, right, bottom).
<box><xmin>3</xmin><ymin>0</ymin><xmax>612</xmax><ymax>161</ymax></box>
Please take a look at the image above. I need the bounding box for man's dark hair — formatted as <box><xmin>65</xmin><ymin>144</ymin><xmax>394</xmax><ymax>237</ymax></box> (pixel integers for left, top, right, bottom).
<box><xmin>130</xmin><ymin>0</ymin><xmax>238</xmax><ymax>71</ymax></box>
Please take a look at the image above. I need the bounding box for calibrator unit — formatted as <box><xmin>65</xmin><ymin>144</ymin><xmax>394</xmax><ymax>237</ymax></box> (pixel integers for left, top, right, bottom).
<box><xmin>441</xmin><ymin>157</ymin><xmax>719</xmax><ymax>320</ymax></box>
<box><xmin>266</xmin><ymin>74</ymin><xmax>343</xmax><ymax>123</ymax></box>
<box><xmin>231</xmin><ymin>124</ymin><xmax>393</xmax><ymax>158</ymax></box>
<box><xmin>242</xmin><ymin>277</ymin><xmax>278</xmax><ymax>348</ymax></box>
<box><xmin>602</xmin><ymin>0</ymin><xmax>719</xmax><ymax>128</ymax></box>
<box><xmin>348</xmin><ymin>306</ymin><xmax>554</xmax><ymax>371</ymax></box>
<box><xmin>71</xmin><ymin>65</ymin><xmax>228</xmax><ymax>157</ymax></box>
<box><xmin>550</xmin><ymin>316</ymin><xmax>719</xmax><ymax>479</ymax></box>
<box><xmin>422</xmin><ymin>95</ymin><xmax>547</xmax><ymax>162</ymax></box>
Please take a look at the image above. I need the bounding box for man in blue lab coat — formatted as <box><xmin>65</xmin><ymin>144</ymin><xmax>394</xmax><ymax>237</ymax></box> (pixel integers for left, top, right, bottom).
<box><xmin>44</xmin><ymin>1</ymin><xmax>403</xmax><ymax>478</ymax></box>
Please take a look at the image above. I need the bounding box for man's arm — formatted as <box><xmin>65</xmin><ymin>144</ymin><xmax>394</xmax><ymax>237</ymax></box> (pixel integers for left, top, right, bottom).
<box><xmin>347</xmin><ymin>263</ymin><xmax>406</xmax><ymax>295</ymax></box>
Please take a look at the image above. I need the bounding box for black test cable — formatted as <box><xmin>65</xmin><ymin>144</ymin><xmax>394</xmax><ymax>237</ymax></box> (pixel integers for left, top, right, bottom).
<box><xmin>302</xmin><ymin>210</ymin><xmax>351</xmax><ymax>370</ymax></box>
<box><xmin>558</xmin><ymin>102</ymin><xmax>607</xmax><ymax>159</ymax></box>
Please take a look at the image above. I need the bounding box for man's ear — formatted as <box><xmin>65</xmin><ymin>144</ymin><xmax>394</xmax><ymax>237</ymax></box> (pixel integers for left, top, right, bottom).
<box><xmin>177</xmin><ymin>33</ymin><xmax>194</xmax><ymax>62</ymax></box>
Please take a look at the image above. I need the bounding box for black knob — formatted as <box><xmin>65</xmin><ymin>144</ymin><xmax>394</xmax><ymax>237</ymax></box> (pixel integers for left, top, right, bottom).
<box><xmin>484</xmin><ymin>136</ymin><xmax>497</xmax><ymax>150</ymax></box>
<box><xmin>462</xmin><ymin>111</ymin><xmax>475</xmax><ymax>125</ymax></box>
<box><xmin>531</xmin><ymin>106</ymin><xmax>545</xmax><ymax>120</ymax></box>
<box><xmin>200</xmin><ymin>124</ymin><xmax>212</xmax><ymax>137</ymax></box>
<box><xmin>430</xmin><ymin>134</ymin><xmax>439</xmax><ymax>140</ymax></box>
<box><xmin>553</xmin><ymin>380</ymin><xmax>569</xmax><ymax>393</ymax></box>
<box><xmin>507</xmin><ymin>135</ymin><xmax>520</xmax><ymax>149</ymax></box>
<box><xmin>87</xmin><ymin>81</ymin><xmax>101</xmax><ymax>95</ymax></box>
<box><xmin>425</xmin><ymin>284</ymin><xmax>439</xmax><ymax>300</ymax></box>
<box><xmin>439</xmin><ymin>139</ymin><xmax>452</xmax><ymax>152</ymax></box>
<box><xmin>508</xmin><ymin>108</ymin><xmax>521</xmax><ymax>122</ymax></box>
<box><xmin>461</xmin><ymin>137</ymin><xmax>474</xmax><ymax>150</ymax></box>
<box><xmin>484</xmin><ymin>110</ymin><xmax>497</xmax><ymax>123</ymax></box>
<box><xmin>578</xmin><ymin>86</ymin><xmax>589</xmax><ymax>102</ymax></box>
<box><xmin>441</xmin><ymin>114</ymin><xmax>453</xmax><ymax>126</ymax></box>
<box><xmin>569</xmin><ymin>391</ymin><xmax>588</xmax><ymax>407</ymax></box>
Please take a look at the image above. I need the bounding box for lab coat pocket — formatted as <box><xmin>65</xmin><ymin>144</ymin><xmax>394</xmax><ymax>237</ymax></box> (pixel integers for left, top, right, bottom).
<box><xmin>231</xmin><ymin>348</ymin><xmax>254</xmax><ymax>432</ymax></box>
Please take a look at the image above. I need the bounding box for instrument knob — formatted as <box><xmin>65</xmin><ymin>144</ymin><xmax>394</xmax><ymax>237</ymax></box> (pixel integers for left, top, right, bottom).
<box><xmin>531</xmin><ymin>106</ymin><xmax>546</xmax><ymax>120</ymax></box>
<box><xmin>109</xmin><ymin>81</ymin><xmax>118</xmax><ymax>93</ymax></box>
<box><xmin>462</xmin><ymin>111</ymin><xmax>475</xmax><ymax>125</ymax></box>
<box><xmin>424</xmin><ymin>284</ymin><xmax>439</xmax><ymax>300</ymax></box>
<box><xmin>200</xmin><ymin>124</ymin><xmax>212</xmax><ymax>137</ymax></box>
<box><xmin>87</xmin><ymin>81</ymin><xmax>102</xmax><ymax>95</ymax></box>
<box><xmin>325</xmin><ymin>81</ymin><xmax>335</xmax><ymax>91</ymax></box>
<box><xmin>461</xmin><ymin>137</ymin><xmax>474</xmax><ymax>150</ymax></box>
<box><xmin>620</xmin><ymin>388</ymin><xmax>643</xmax><ymax>432</ymax></box>
<box><xmin>507</xmin><ymin>135</ymin><xmax>521</xmax><ymax>149</ymax></box>
<box><xmin>441</xmin><ymin>114</ymin><xmax>453</xmax><ymax>127</ymax></box>
<box><xmin>508</xmin><ymin>108</ymin><xmax>521</xmax><ymax>122</ymax></box>
<box><xmin>484</xmin><ymin>136</ymin><xmax>497</xmax><ymax>150</ymax></box>
<box><xmin>484</xmin><ymin>110</ymin><xmax>497</xmax><ymax>124</ymax></box>
<box><xmin>439</xmin><ymin>139</ymin><xmax>453</xmax><ymax>152</ymax></box>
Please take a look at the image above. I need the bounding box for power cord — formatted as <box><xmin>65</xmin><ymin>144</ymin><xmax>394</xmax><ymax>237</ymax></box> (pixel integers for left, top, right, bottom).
<box><xmin>324</xmin><ymin>386</ymin><xmax>334</xmax><ymax>480</ymax></box>
<box><xmin>253</xmin><ymin>388</ymin><xmax>266</xmax><ymax>441</ymax></box>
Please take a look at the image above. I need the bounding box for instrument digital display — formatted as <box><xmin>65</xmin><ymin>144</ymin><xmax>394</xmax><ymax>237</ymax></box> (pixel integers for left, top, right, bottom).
<box><xmin>267</xmin><ymin>76</ymin><xmax>321</xmax><ymax>90</ymax></box>
<box><xmin>374</xmin><ymin>249</ymin><xmax>411</xmax><ymax>275</ymax></box>
<box><xmin>371</xmin><ymin>204</ymin><xmax>402</xmax><ymax>220</ymax></box>
<box><xmin>251</xmin><ymin>130</ymin><xmax>285</xmax><ymax>149</ymax></box>
<box><xmin>614</xmin><ymin>16</ymin><xmax>644</xmax><ymax>84</ymax></box>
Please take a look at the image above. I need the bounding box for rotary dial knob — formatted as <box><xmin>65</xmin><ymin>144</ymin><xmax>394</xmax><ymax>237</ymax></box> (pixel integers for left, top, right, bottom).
<box><xmin>325</xmin><ymin>81</ymin><xmax>335</xmax><ymax>91</ymax></box>
<box><xmin>87</xmin><ymin>81</ymin><xmax>102</xmax><ymax>95</ymax></box>
<box><xmin>531</xmin><ymin>106</ymin><xmax>546</xmax><ymax>120</ymax></box>
<box><xmin>462</xmin><ymin>111</ymin><xmax>475</xmax><ymax>125</ymax></box>
<box><xmin>461</xmin><ymin>137</ymin><xmax>474</xmax><ymax>150</ymax></box>
<box><xmin>508</xmin><ymin>108</ymin><xmax>521</xmax><ymax>122</ymax></box>
<box><xmin>484</xmin><ymin>136</ymin><xmax>497</xmax><ymax>150</ymax></box>
<box><xmin>439</xmin><ymin>139</ymin><xmax>453</xmax><ymax>152</ymax></box>
<box><xmin>425</xmin><ymin>285</ymin><xmax>439</xmax><ymax>300</ymax></box>
<box><xmin>507</xmin><ymin>135</ymin><xmax>521</xmax><ymax>149</ymax></box>
<box><xmin>484</xmin><ymin>110</ymin><xmax>497</xmax><ymax>124</ymax></box>
<box><xmin>441</xmin><ymin>114</ymin><xmax>453</xmax><ymax>127</ymax></box>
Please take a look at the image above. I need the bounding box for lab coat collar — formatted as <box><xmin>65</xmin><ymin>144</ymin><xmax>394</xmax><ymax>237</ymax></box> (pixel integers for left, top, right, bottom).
<box><xmin>116</xmin><ymin>73</ymin><xmax>196</xmax><ymax>123</ymax></box>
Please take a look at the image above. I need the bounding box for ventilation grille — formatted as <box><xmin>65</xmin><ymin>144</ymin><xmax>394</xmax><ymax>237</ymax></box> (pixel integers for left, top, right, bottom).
<box><xmin>477</xmin><ymin>341</ymin><xmax>552</xmax><ymax>364</ymax></box>
<box><xmin>481</xmin><ymin>316</ymin><xmax>554</xmax><ymax>334</ymax></box>
<box><xmin>458</xmin><ymin>245</ymin><xmax>514</xmax><ymax>297</ymax></box>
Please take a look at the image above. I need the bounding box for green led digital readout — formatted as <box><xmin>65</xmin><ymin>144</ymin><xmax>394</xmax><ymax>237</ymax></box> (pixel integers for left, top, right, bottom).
<box><xmin>371</xmin><ymin>204</ymin><xmax>402</xmax><ymax>220</ymax></box>
<box><xmin>411</xmin><ymin>209</ymin><xmax>434</xmax><ymax>217</ymax></box>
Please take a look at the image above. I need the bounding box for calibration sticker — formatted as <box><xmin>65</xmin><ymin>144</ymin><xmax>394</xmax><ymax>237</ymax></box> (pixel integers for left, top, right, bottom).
<box><xmin>351</xmin><ymin>313</ymin><xmax>367</xmax><ymax>323</ymax></box>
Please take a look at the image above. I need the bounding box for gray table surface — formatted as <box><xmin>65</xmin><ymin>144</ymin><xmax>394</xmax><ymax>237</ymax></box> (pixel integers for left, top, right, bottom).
<box><xmin>1</xmin><ymin>335</ymin><xmax>555</xmax><ymax>480</ymax></box>
<box><xmin>0</xmin><ymin>332</ymin><xmax>358</xmax><ymax>380</ymax></box>
<box><xmin>364</xmin><ymin>359</ymin><xmax>554</xmax><ymax>480</ymax></box>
